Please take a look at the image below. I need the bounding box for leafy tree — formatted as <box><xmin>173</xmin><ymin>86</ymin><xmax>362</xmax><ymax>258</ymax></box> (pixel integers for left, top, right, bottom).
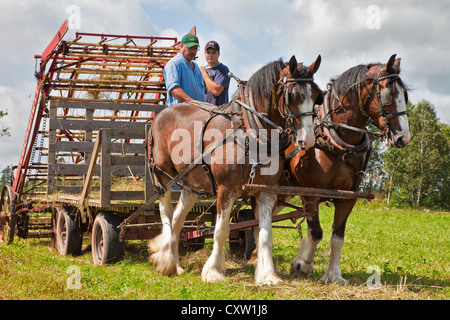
<box><xmin>0</xmin><ymin>166</ymin><xmax>12</xmax><ymax>189</ymax></box>
<box><xmin>382</xmin><ymin>100</ymin><xmax>449</xmax><ymax>209</ymax></box>
<box><xmin>361</xmin><ymin>124</ymin><xmax>387</xmax><ymax>193</ymax></box>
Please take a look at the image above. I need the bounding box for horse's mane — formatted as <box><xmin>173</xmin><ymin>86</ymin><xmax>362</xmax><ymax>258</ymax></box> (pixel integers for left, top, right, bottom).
<box><xmin>330</xmin><ymin>62</ymin><xmax>409</xmax><ymax>97</ymax></box>
<box><xmin>247</xmin><ymin>58</ymin><xmax>311</xmax><ymax>106</ymax></box>
<box><xmin>330</xmin><ymin>64</ymin><xmax>376</xmax><ymax>96</ymax></box>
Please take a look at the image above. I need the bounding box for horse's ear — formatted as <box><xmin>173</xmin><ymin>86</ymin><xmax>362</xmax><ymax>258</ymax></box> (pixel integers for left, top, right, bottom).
<box><xmin>386</xmin><ymin>54</ymin><xmax>397</xmax><ymax>72</ymax></box>
<box><xmin>289</xmin><ymin>55</ymin><xmax>298</xmax><ymax>75</ymax></box>
<box><xmin>307</xmin><ymin>55</ymin><xmax>321</xmax><ymax>75</ymax></box>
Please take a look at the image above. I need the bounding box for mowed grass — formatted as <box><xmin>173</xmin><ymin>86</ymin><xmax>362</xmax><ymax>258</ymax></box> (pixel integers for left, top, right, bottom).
<box><xmin>0</xmin><ymin>201</ymin><xmax>448</xmax><ymax>300</ymax></box>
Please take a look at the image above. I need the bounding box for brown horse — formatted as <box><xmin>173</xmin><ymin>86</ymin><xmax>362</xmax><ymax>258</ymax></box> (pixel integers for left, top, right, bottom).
<box><xmin>284</xmin><ymin>54</ymin><xmax>411</xmax><ymax>284</ymax></box>
<box><xmin>147</xmin><ymin>55</ymin><xmax>322</xmax><ymax>284</ymax></box>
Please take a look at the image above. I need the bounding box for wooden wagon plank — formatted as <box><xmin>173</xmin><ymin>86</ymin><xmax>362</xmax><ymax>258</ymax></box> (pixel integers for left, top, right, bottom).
<box><xmin>111</xmin><ymin>191</ymin><xmax>145</xmax><ymax>201</ymax></box>
<box><xmin>48</xmin><ymin>164</ymin><xmax>145</xmax><ymax>176</ymax></box>
<box><xmin>49</xmin><ymin>100</ymin><xmax>165</xmax><ymax>113</ymax></box>
<box><xmin>79</xmin><ymin>129</ymin><xmax>102</xmax><ymax>205</ymax></box>
<box><xmin>49</xmin><ymin>141</ymin><xmax>146</xmax><ymax>154</ymax></box>
<box><xmin>100</xmin><ymin>129</ymin><xmax>112</xmax><ymax>207</ymax></box>
<box><xmin>111</xmin><ymin>155</ymin><xmax>145</xmax><ymax>166</ymax></box>
<box><xmin>49</xmin><ymin>119</ymin><xmax>147</xmax><ymax>131</ymax></box>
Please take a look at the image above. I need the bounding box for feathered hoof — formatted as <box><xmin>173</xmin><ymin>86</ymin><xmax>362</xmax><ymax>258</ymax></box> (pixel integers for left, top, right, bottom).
<box><xmin>320</xmin><ymin>272</ymin><xmax>349</xmax><ymax>285</ymax></box>
<box><xmin>148</xmin><ymin>251</ymin><xmax>178</xmax><ymax>276</ymax></box>
<box><xmin>290</xmin><ymin>259</ymin><xmax>314</xmax><ymax>276</ymax></box>
<box><xmin>256</xmin><ymin>272</ymin><xmax>282</xmax><ymax>286</ymax></box>
<box><xmin>201</xmin><ymin>266</ymin><xmax>226</xmax><ymax>283</ymax></box>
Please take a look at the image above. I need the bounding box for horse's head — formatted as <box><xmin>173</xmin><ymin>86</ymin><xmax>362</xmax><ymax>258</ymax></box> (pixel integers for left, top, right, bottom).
<box><xmin>360</xmin><ymin>54</ymin><xmax>411</xmax><ymax>148</ymax></box>
<box><xmin>274</xmin><ymin>55</ymin><xmax>323</xmax><ymax>150</ymax></box>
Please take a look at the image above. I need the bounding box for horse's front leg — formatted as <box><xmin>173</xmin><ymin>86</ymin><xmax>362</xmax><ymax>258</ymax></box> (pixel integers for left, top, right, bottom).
<box><xmin>254</xmin><ymin>192</ymin><xmax>282</xmax><ymax>285</ymax></box>
<box><xmin>202</xmin><ymin>188</ymin><xmax>236</xmax><ymax>282</ymax></box>
<box><xmin>321</xmin><ymin>199</ymin><xmax>356</xmax><ymax>285</ymax></box>
<box><xmin>290</xmin><ymin>198</ymin><xmax>322</xmax><ymax>276</ymax></box>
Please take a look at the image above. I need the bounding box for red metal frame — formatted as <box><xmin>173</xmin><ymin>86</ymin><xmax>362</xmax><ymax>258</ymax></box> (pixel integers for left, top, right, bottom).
<box><xmin>13</xmin><ymin>20</ymin><xmax>69</xmax><ymax>197</ymax></box>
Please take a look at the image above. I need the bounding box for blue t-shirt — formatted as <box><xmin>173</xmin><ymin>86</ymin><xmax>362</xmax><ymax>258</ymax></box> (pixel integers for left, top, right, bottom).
<box><xmin>204</xmin><ymin>63</ymin><xmax>230</xmax><ymax>106</ymax></box>
<box><xmin>164</xmin><ymin>53</ymin><xmax>205</xmax><ymax>107</ymax></box>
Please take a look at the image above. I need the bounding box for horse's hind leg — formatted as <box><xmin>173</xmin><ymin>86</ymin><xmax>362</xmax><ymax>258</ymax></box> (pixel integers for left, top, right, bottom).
<box><xmin>290</xmin><ymin>199</ymin><xmax>322</xmax><ymax>276</ymax></box>
<box><xmin>254</xmin><ymin>192</ymin><xmax>281</xmax><ymax>285</ymax></box>
<box><xmin>148</xmin><ymin>190</ymin><xmax>178</xmax><ymax>275</ymax></box>
<box><xmin>171</xmin><ymin>190</ymin><xmax>198</xmax><ymax>274</ymax></box>
<box><xmin>149</xmin><ymin>189</ymin><xmax>198</xmax><ymax>275</ymax></box>
<box><xmin>321</xmin><ymin>199</ymin><xmax>356</xmax><ymax>285</ymax></box>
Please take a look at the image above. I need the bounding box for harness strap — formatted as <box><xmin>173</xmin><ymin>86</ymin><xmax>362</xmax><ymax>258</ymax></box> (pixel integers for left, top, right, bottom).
<box><xmin>234</xmin><ymin>98</ymin><xmax>283</xmax><ymax>134</ymax></box>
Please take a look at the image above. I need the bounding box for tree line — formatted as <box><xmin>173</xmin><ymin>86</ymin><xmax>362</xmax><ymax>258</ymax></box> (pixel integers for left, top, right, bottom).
<box><xmin>1</xmin><ymin>101</ymin><xmax>449</xmax><ymax>209</ymax></box>
<box><xmin>363</xmin><ymin>100</ymin><xmax>449</xmax><ymax>209</ymax></box>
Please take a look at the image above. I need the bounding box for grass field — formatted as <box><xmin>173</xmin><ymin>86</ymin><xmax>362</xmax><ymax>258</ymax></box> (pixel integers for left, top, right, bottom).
<box><xmin>0</xmin><ymin>200</ymin><xmax>448</xmax><ymax>300</ymax></box>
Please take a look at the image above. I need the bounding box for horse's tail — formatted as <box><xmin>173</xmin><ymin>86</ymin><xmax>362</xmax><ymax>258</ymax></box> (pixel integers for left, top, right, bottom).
<box><xmin>147</xmin><ymin>124</ymin><xmax>167</xmax><ymax>196</ymax></box>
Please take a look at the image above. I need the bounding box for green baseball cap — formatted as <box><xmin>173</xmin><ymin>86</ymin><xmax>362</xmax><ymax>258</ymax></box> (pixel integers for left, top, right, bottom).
<box><xmin>181</xmin><ymin>34</ymin><xmax>199</xmax><ymax>48</ymax></box>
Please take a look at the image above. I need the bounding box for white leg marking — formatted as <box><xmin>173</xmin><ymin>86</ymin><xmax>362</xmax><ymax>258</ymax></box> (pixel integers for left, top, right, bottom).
<box><xmin>148</xmin><ymin>190</ymin><xmax>178</xmax><ymax>275</ymax></box>
<box><xmin>321</xmin><ymin>235</ymin><xmax>348</xmax><ymax>285</ymax></box>
<box><xmin>291</xmin><ymin>229</ymin><xmax>321</xmax><ymax>275</ymax></box>
<box><xmin>202</xmin><ymin>198</ymin><xmax>234</xmax><ymax>282</ymax></box>
<box><xmin>171</xmin><ymin>190</ymin><xmax>198</xmax><ymax>274</ymax></box>
<box><xmin>254</xmin><ymin>193</ymin><xmax>281</xmax><ymax>285</ymax></box>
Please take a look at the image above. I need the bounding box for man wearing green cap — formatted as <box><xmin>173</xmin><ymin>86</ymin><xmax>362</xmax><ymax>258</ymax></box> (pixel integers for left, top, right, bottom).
<box><xmin>164</xmin><ymin>34</ymin><xmax>206</xmax><ymax>107</ymax></box>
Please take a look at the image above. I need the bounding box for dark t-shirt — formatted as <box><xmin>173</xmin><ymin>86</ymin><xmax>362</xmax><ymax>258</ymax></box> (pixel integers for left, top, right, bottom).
<box><xmin>204</xmin><ymin>63</ymin><xmax>230</xmax><ymax>106</ymax></box>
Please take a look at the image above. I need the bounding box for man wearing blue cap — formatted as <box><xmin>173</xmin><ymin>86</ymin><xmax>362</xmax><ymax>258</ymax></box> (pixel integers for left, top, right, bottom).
<box><xmin>200</xmin><ymin>40</ymin><xmax>230</xmax><ymax>106</ymax></box>
<box><xmin>164</xmin><ymin>34</ymin><xmax>205</xmax><ymax>107</ymax></box>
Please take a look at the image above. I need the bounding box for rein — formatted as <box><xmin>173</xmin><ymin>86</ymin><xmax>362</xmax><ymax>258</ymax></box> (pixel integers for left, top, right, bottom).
<box><xmin>234</xmin><ymin>98</ymin><xmax>283</xmax><ymax>134</ymax></box>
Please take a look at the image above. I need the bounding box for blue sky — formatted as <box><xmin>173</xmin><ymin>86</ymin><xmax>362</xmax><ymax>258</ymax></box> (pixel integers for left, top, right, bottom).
<box><xmin>0</xmin><ymin>0</ymin><xmax>449</xmax><ymax>170</ymax></box>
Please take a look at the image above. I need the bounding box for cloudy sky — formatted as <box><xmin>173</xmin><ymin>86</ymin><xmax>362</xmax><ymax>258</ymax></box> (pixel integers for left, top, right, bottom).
<box><xmin>0</xmin><ymin>0</ymin><xmax>449</xmax><ymax>171</ymax></box>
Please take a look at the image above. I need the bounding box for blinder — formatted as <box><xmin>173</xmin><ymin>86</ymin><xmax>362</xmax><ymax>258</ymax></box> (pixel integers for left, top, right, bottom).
<box><xmin>380</xmin><ymin>88</ymin><xmax>392</xmax><ymax>106</ymax></box>
<box><xmin>276</xmin><ymin>74</ymin><xmax>316</xmax><ymax>120</ymax></box>
<box><xmin>358</xmin><ymin>71</ymin><xmax>409</xmax><ymax>121</ymax></box>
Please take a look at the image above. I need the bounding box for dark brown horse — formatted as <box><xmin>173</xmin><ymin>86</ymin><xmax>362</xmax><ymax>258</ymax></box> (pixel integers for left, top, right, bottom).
<box><xmin>284</xmin><ymin>54</ymin><xmax>410</xmax><ymax>284</ymax></box>
<box><xmin>147</xmin><ymin>55</ymin><xmax>322</xmax><ymax>284</ymax></box>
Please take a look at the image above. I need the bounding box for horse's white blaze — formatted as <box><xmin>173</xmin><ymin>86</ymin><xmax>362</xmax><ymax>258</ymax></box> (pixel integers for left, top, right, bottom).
<box><xmin>297</xmin><ymin>84</ymin><xmax>315</xmax><ymax>150</ymax></box>
<box><xmin>395</xmin><ymin>83</ymin><xmax>411</xmax><ymax>144</ymax></box>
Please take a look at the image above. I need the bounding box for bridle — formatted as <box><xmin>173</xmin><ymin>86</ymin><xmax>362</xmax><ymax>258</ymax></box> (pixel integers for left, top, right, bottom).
<box><xmin>271</xmin><ymin>67</ymin><xmax>317</xmax><ymax>123</ymax></box>
<box><xmin>331</xmin><ymin>66</ymin><xmax>408</xmax><ymax>127</ymax></box>
<box><xmin>233</xmin><ymin>64</ymin><xmax>319</xmax><ymax>135</ymax></box>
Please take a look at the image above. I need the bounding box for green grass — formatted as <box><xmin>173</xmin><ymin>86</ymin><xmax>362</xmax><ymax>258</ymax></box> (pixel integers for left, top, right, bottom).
<box><xmin>0</xmin><ymin>201</ymin><xmax>448</xmax><ymax>300</ymax></box>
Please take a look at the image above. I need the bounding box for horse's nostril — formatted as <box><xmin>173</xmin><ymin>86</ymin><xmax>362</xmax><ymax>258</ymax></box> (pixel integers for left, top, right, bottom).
<box><xmin>395</xmin><ymin>136</ymin><xmax>406</xmax><ymax>148</ymax></box>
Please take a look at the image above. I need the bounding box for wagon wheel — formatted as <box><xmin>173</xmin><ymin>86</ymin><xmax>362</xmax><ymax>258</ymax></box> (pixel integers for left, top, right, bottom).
<box><xmin>91</xmin><ymin>212</ymin><xmax>124</xmax><ymax>265</ymax></box>
<box><xmin>55</xmin><ymin>206</ymin><xmax>83</xmax><ymax>255</ymax></box>
<box><xmin>0</xmin><ymin>186</ymin><xmax>17</xmax><ymax>245</ymax></box>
